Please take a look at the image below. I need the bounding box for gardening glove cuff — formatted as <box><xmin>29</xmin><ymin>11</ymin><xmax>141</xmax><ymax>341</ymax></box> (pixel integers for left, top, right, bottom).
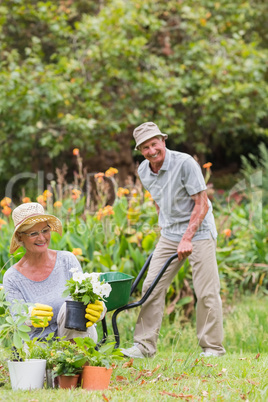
<box><xmin>85</xmin><ymin>300</ymin><xmax>106</xmax><ymax>327</ymax></box>
<box><xmin>26</xmin><ymin>303</ymin><xmax>53</xmax><ymax>328</ymax></box>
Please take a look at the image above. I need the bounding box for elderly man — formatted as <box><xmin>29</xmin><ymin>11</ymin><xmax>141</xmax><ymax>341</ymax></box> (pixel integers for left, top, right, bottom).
<box><xmin>121</xmin><ymin>122</ymin><xmax>226</xmax><ymax>358</ymax></box>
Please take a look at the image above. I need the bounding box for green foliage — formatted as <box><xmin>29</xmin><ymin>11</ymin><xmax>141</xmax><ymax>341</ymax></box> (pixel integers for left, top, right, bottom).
<box><xmin>74</xmin><ymin>337</ymin><xmax>123</xmax><ymax>368</ymax></box>
<box><xmin>0</xmin><ymin>0</ymin><xmax>268</xmax><ymax>190</ymax></box>
<box><xmin>240</xmin><ymin>142</ymin><xmax>268</xmax><ymax>205</ymax></box>
<box><xmin>51</xmin><ymin>338</ymin><xmax>87</xmax><ymax>377</ymax></box>
<box><xmin>0</xmin><ymin>289</ymin><xmax>31</xmax><ymax>359</ymax></box>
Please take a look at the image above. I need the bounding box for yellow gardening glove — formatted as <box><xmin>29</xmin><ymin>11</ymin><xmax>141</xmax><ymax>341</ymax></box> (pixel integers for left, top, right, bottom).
<box><xmin>85</xmin><ymin>300</ymin><xmax>104</xmax><ymax>328</ymax></box>
<box><xmin>30</xmin><ymin>303</ymin><xmax>53</xmax><ymax>328</ymax></box>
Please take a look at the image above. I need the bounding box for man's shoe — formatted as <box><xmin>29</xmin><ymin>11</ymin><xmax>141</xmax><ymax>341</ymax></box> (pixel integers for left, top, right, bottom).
<box><xmin>200</xmin><ymin>350</ymin><xmax>223</xmax><ymax>357</ymax></box>
<box><xmin>121</xmin><ymin>345</ymin><xmax>145</xmax><ymax>359</ymax></box>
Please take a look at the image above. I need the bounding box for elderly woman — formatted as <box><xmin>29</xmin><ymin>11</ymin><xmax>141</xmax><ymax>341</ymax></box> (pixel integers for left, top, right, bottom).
<box><xmin>3</xmin><ymin>202</ymin><xmax>105</xmax><ymax>342</ymax></box>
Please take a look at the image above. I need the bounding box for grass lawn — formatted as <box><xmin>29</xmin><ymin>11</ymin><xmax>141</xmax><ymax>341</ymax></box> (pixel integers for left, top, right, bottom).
<box><xmin>0</xmin><ymin>295</ymin><xmax>267</xmax><ymax>401</ymax></box>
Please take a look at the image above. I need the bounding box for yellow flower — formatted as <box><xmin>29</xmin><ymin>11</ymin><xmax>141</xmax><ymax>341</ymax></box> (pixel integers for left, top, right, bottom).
<box><xmin>105</xmin><ymin>167</ymin><xmax>118</xmax><ymax>177</ymax></box>
<box><xmin>22</xmin><ymin>197</ymin><xmax>31</xmax><ymax>203</ymax></box>
<box><xmin>54</xmin><ymin>201</ymin><xmax>62</xmax><ymax>208</ymax></box>
<box><xmin>0</xmin><ymin>197</ymin><xmax>11</xmax><ymax>207</ymax></box>
<box><xmin>117</xmin><ymin>187</ymin><xmax>130</xmax><ymax>198</ymax></box>
<box><xmin>131</xmin><ymin>189</ymin><xmax>138</xmax><ymax>198</ymax></box>
<box><xmin>72</xmin><ymin>248</ymin><xmax>83</xmax><ymax>256</ymax></box>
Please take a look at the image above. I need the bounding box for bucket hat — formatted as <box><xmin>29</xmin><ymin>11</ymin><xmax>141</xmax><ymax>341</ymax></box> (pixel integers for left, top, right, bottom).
<box><xmin>133</xmin><ymin>122</ymin><xmax>168</xmax><ymax>150</ymax></box>
<box><xmin>9</xmin><ymin>202</ymin><xmax>62</xmax><ymax>254</ymax></box>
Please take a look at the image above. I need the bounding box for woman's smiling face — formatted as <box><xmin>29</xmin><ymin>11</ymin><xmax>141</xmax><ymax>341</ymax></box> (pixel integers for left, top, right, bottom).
<box><xmin>19</xmin><ymin>221</ymin><xmax>51</xmax><ymax>254</ymax></box>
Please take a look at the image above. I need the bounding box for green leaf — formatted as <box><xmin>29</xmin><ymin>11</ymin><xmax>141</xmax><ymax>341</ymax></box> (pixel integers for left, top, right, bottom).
<box><xmin>13</xmin><ymin>331</ymin><xmax>23</xmax><ymax>350</ymax></box>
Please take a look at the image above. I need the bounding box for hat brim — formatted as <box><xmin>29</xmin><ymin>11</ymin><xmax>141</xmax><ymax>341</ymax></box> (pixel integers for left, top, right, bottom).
<box><xmin>135</xmin><ymin>133</ymin><xmax>168</xmax><ymax>151</ymax></box>
<box><xmin>9</xmin><ymin>214</ymin><xmax>62</xmax><ymax>254</ymax></box>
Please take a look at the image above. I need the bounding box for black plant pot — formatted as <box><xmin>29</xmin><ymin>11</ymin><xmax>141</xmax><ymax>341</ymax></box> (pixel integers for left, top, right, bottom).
<box><xmin>65</xmin><ymin>300</ymin><xmax>87</xmax><ymax>332</ymax></box>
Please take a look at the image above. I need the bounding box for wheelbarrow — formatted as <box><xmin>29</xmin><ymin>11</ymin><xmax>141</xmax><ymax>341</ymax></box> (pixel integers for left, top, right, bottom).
<box><xmin>99</xmin><ymin>252</ymin><xmax>179</xmax><ymax>348</ymax></box>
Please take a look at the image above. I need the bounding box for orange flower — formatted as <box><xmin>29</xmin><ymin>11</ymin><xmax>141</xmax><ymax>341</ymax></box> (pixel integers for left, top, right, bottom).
<box><xmin>73</xmin><ymin>148</ymin><xmax>80</xmax><ymax>156</ymax></box>
<box><xmin>36</xmin><ymin>195</ymin><xmax>46</xmax><ymax>207</ymax></box>
<box><xmin>105</xmin><ymin>167</ymin><xmax>118</xmax><ymax>177</ymax></box>
<box><xmin>203</xmin><ymin>162</ymin><xmax>212</xmax><ymax>169</ymax></box>
<box><xmin>97</xmin><ymin>208</ymin><xmax>104</xmax><ymax>220</ymax></box>
<box><xmin>117</xmin><ymin>187</ymin><xmax>130</xmax><ymax>198</ymax></box>
<box><xmin>2</xmin><ymin>206</ymin><xmax>12</xmax><ymax>216</ymax></box>
<box><xmin>0</xmin><ymin>197</ymin><xmax>11</xmax><ymax>207</ymax></box>
<box><xmin>223</xmin><ymin>228</ymin><xmax>232</xmax><ymax>238</ymax></box>
<box><xmin>72</xmin><ymin>248</ymin><xmax>83</xmax><ymax>256</ymax></box>
<box><xmin>0</xmin><ymin>218</ymin><xmax>7</xmax><ymax>229</ymax></box>
<box><xmin>96</xmin><ymin>205</ymin><xmax>114</xmax><ymax>220</ymax></box>
<box><xmin>22</xmin><ymin>197</ymin><xmax>31</xmax><ymax>203</ymax></box>
<box><xmin>54</xmin><ymin>201</ymin><xmax>62</xmax><ymax>208</ymax></box>
<box><xmin>94</xmin><ymin>172</ymin><xmax>105</xmax><ymax>183</ymax></box>
<box><xmin>43</xmin><ymin>190</ymin><xmax>53</xmax><ymax>201</ymax></box>
<box><xmin>144</xmin><ymin>191</ymin><xmax>153</xmax><ymax>201</ymax></box>
<box><xmin>103</xmin><ymin>205</ymin><xmax>114</xmax><ymax>216</ymax></box>
<box><xmin>71</xmin><ymin>189</ymin><xmax>82</xmax><ymax>200</ymax></box>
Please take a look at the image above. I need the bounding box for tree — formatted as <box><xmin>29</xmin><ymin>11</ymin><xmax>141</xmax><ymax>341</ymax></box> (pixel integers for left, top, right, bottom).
<box><xmin>0</xmin><ymin>0</ymin><xmax>267</xmax><ymax>196</ymax></box>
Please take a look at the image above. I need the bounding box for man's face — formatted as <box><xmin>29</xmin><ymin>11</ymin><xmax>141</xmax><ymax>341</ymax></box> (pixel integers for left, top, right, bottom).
<box><xmin>139</xmin><ymin>136</ymin><xmax>166</xmax><ymax>166</ymax></box>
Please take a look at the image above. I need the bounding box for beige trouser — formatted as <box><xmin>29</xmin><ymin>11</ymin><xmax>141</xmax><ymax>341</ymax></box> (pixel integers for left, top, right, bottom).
<box><xmin>134</xmin><ymin>236</ymin><xmax>226</xmax><ymax>357</ymax></box>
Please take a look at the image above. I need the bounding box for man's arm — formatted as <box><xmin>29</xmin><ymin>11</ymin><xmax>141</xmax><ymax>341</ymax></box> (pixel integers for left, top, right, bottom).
<box><xmin>177</xmin><ymin>190</ymin><xmax>209</xmax><ymax>261</ymax></box>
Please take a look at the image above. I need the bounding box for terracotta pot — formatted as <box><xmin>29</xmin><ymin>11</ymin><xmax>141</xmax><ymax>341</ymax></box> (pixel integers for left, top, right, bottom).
<box><xmin>57</xmin><ymin>374</ymin><xmax>80</xmax><ymax>389</ymax></box>
<box><xmin>65</xmin><ymin>300</ymin><xmax>87</xmax><ymax>331</ymax></box>
<box><xmin>81</xmin><ymin>366</ymin><xmax>113</xmax><ymax>390</ymax></box>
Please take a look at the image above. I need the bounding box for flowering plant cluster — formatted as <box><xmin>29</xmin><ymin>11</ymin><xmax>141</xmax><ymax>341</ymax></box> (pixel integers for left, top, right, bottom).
<box><xmin>62</xmin><ymin>268</ymin><xmax>112</xmax><ymax>305</ymax></box>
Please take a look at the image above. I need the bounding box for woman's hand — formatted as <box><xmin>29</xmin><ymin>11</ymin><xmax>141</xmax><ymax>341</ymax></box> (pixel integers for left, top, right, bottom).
<box><xmin>30</xmin><ymin>303</ymin><xmax>53</xmax><ymax>328</ymax></box>
<box><xmin>85</xmin><ymin>300</ymin><xmax>104</xmax><ymax>327</ymax></box>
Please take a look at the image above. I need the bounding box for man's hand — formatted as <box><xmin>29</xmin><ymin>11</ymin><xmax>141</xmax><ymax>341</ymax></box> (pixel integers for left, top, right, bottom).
<box><xmin>30</xmin><ymin>303</ymin><xmax>53</xmax><ymax>328</ymax></box>
<box><xmin>177</xmin><ymin>238</ymin><xmax>193</xmax><ymax>261</ymax></box>
<box><xmin>85</xmin><ymin>300</ymin><xmax>104</xmax><ymax>328</ymax></box>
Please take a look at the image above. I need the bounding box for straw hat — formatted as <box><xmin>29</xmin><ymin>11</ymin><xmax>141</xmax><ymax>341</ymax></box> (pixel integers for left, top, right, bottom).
<box><xmin>10</xmin><ymin>202</ymin><xmax>62</xmax><ymax>254</ymax></box>
<box><xmin>133</xmin><ymin>122</ymin><xmax>168</xmax><ymax>150</ymax></box>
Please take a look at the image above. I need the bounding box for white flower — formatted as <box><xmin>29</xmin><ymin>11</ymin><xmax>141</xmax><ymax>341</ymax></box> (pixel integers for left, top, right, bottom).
<box><xmin>100</xmin><ymin>283</ymin><xmax>112</xmax><ymax>298</ymax></box>
<box><xmin>70</xmin><ymin>267</ymin><xmax>79</xmax><ymax>274</ymax></box>
<box><xmin>73</xmin><ymin>272</ymin><xmax>84</xmax><ymax>284</ymax></box>
<box><xmin>89</xmin><ymin>273</ymin><xmax>100</xmax><ymax>282</ymax></box>
<box><xmin>83</xmin><ymin>272</ymin><xmax>92</xmax><ymax>279</ymax></box>
<box><xmin>92</xmin><ymin>282</ymin><xmax>102</xmax><ymax>296</ymax></box>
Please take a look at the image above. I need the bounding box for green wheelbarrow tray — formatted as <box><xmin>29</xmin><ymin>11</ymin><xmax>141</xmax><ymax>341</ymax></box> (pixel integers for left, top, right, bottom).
<box><xmin>100</xmin><ymin>272</ymin><xmax>134</xmax><ymax>312</ymax></box>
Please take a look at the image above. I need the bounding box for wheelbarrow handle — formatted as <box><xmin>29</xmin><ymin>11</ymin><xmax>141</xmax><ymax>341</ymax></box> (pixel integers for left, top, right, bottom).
<box><xmin>112</xmin><ymin>252</ymin><xmax>179</xmax><ymax>348</ymax></box>
<box><xmin>130</xmin><ymin>252</ymin><xmax>153</xmax><ymax>295</ymax></box>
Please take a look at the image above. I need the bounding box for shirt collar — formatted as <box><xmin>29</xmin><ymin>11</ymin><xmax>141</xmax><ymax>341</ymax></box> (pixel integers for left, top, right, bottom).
<box><xmin>159</xmin><ymin>148</ymin><xmax>170</xmax><ymax>171</ymax></box>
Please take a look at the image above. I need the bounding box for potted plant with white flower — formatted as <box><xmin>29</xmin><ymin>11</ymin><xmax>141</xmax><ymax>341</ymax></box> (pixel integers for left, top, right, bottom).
<box><xmin>62</xmin><ymin>268</ymin><xmax>112</xmax><ymax>331</ymax></box>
